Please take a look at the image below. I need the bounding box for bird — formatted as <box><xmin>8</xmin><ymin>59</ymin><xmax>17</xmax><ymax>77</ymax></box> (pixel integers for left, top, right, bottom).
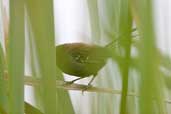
<box><xmin>56</xmin><ymin>40</ymin><xmax>117</xmax><ymax>87</ymax></box>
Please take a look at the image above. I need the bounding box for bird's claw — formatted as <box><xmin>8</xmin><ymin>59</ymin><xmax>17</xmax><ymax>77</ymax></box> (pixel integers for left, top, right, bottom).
<box><xmin>64</xmin><ymin>81</ymin><xmax>75</xmax><ymax>85</ymax></box>
<box><xmin>81</xmin><ymin>84</ymin><xmax>92</xmax><ymax>95</ymax></box>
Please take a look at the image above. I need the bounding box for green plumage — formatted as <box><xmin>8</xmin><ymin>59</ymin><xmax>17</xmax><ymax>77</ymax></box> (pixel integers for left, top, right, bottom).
<box><xmin>56</xmin><ymin>43</ymin><xmax>110</xmax><ymax>77</ymax></box>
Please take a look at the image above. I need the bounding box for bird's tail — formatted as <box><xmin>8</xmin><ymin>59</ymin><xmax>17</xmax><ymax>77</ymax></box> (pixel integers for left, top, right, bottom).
<box><xmin>104</xmin><ymin>28</ymin><xmax>138</xmax><ymax>58</ymax></box>
<box><xmin>104</xmin><ymin>28</ymin><xmax>137</xmax><ymax>49</ymax></box>
<box><xmin>105</xmin><ymin>38</ymin><xmax>119</xmax><ymax>49</ymax></box>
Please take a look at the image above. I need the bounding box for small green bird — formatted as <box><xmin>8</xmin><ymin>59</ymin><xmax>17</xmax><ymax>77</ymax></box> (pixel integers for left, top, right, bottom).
<box><xmin>56</xmin><ymin>41</ymin><xmax>116</xmax><ymax>86</ymax></box>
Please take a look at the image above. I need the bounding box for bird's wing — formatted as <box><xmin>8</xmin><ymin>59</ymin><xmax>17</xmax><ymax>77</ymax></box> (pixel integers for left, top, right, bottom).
<box><xmin>65</xmin><ymin>43</ymin><xmax>108</xmax><ymax>64</ymax></box>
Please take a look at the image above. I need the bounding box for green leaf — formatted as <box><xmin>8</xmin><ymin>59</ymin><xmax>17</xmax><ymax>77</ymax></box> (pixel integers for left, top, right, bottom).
<box><xmin>25</xmin><ymin>0</ymin><xmax>57</xmax><ymax>113</ymax></box>
<box><xmin>131</xmin><ymin>0</ymin><xmax>166</xmax><ymax>114</ymax></box>
<box><xmin>8</xmin><ymin>0</ymin><xmax>25</xmax><ymax>113</ymax></box>
<box><xmin>25</xmin><ymin>0</ymin><xmax>74</xmax><ymax>114</ymax></box>
<box><xmin>0</xmin><ymin>44</ymin><xmax>8</xmax><ymax>114</ymax></box>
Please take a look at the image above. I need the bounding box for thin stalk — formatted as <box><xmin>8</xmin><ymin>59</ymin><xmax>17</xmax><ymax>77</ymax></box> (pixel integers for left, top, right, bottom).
<box><xmin>119</xmin><ymin>0</ymin><xmax>132</xmax><ymax>114</ymax></box>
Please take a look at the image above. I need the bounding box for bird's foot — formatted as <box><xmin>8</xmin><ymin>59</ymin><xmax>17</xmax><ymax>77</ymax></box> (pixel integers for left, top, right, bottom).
<box><xmin>64</xmin><ymin>77</ymin><xmax>83</xmax><ymax>85</ymax></box>
<box><xmin>64</xmin><ymin>80</ymin><xmax>75</xmax><ymax>85</ymax></box>
<box><xmin>81</xmin><ymin>84</ymin><xmax>92</xmax><ymax>95</ymax></box>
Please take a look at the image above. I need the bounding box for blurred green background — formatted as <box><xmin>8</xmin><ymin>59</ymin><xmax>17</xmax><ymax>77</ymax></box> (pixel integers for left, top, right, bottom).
<box><xmin>0</xmin><ymin>0</ymin><xmax>171</xmax><ymax>114</ymax></box>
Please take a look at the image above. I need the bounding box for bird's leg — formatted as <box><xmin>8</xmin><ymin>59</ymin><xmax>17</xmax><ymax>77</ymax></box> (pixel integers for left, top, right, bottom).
<box><xmin>82</xmin><ymin>74</ymin><xmax>97</xmax><ymax>94</ymax></box>
<box><xmin>65</xmin><ymin>77</ymin><xmax>84</xmax><ymax>84</ymax></box>
<box><xmin>87</xmin><ymin>75</ymin><xmax>96</xmax><ymax>86</ymax></box>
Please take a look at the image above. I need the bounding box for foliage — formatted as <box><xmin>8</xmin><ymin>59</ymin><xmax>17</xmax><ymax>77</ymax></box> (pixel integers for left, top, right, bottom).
<box><xmin>0</xmin><ymin>0</ymin><xmax>170</xmax><ymax>114</ymax></box>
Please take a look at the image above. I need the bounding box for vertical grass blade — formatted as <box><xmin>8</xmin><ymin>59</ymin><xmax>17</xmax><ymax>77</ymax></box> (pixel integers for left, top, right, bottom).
<box><xmin>26</xmin><ymin>8</ymin><xmax>75</xmax><ymax>114</ymax></box>
<box><xmin>87</xmin><ymin>0</ymin><xmax>101</xmax><ymax>41</ymax></box>
<box><xmin>118</xmin><ymin>0</ymin><xmax>132</xmax><ymax>114</ymax></box>
<box><xmin>25</xmin><ymin>0</ymin><xmax>57</xmax><ymax>113</ymax></box>
<box><xmin>0</xmin><ymin>44</ymin><xmax>8</xmax><ymax>114</ymax></box>
<box><xmin>55</xmin><ymin>69</ymin><xmax>75</xmax><ymax>114</ymax></box>
<box><xmin>8</xmin><ymin>0</ymin><xmax>25</xmax><ymax>113</ymax></box>
<box><xmin>87</xmin><ymin>0</ymin><xmax>132</xmax><ymax>114</ymax></box>
<box><xmin>131</xmin><ymin>0</ymin><xmax>166</xmax><ymax>114</ymax></box>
